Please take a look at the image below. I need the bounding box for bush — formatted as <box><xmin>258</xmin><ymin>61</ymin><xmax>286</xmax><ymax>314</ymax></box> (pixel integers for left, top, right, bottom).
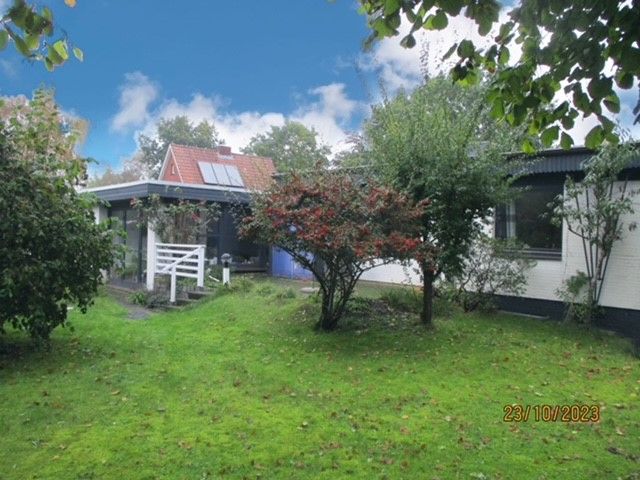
<box><xmin>225</xmin><ymin>276</ymin><xmax>255</xmax><ymax>294</ymax></box>
<box><xmin>272</xmin><ymin>287</ymin><xmax>296</xmax><ymax>300</ymax></box>
<box><xmin>129</xmin><ymin>291</ymin><xmax>169</xmax><ymax>309</ymax></box>
<box><xmin>556</xmin><ymin>272</ymin><xmax>601</xmax><ymax>324</ymax></box>
<box><xmin>0</xmin><ymin>90</ymin><xmax>120</xmax><ymax>341</ymax></box>
<box><xmin>255</xmin><ymin>284</ymin><xmax>276</xmax><ymax>296</ymax></box>
<box><xmin>379</xmin><ymin>288</ymin><xmax>421</xmax><ymax>313</ymax></box>
<box><xmin>450</xmin><ymin>235</ymin><xmax>535</xmax><ymax>312</ymax></box>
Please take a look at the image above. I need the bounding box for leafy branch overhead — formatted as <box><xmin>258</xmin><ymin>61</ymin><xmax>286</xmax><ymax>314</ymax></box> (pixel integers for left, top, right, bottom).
<box><xmin>0</xmin><ymin>0</ymin><xmax>83</xmax><ymax>70</ymax></box>
<box><xmin>358</xmin><ymin>0</ymin><xmax>640</xmax><ymax>151</ymax></box>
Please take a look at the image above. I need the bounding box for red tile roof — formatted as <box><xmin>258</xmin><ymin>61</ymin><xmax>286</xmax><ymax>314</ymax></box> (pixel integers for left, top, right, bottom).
<box><xmin>160</xmin><ymin>144</ymin><xmax>276</xmax><ymax>190</ymax></box>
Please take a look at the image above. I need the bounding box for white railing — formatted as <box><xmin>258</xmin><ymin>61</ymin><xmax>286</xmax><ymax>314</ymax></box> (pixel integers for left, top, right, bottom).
<box><xmin>155</xmin><ymin>243</ymin><xmax>206</xmax><ymax>303</ymax></box>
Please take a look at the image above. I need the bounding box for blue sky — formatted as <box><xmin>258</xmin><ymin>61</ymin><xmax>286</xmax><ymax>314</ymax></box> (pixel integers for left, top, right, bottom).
<box><xmin>1</xmin><ymin>1</ymin><xmax>638</xmax><ymax>174</ymax></box>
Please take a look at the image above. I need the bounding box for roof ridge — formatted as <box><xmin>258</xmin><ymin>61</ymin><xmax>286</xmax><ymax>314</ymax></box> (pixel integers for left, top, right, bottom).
<box><xmin>170</xmin><ymin>143</ymin><xmax>219</xmax><ymax>152</ymax></box>
<box><xmin>170</xmin><ymin>142</ymin><xmax>272</xmax><ymax>162</ymax></box>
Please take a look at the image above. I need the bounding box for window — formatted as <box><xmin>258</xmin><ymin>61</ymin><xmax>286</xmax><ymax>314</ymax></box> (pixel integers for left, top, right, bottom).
<box><xmin>495</xmin><ymin>183</ymin><xmax>563</xmax><ymax>260</ymax></box>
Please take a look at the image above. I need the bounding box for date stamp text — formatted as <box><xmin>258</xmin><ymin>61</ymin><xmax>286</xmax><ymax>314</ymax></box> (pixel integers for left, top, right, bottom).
<box><xmin>503</xmin><ymin>404</ymin><xmax>600</xmax><ymax>423</ymax></box>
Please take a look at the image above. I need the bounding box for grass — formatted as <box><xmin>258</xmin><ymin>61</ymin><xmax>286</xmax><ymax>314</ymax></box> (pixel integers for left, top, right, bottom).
<box><xmin>1</xmin><ymin>278</ymin><xmax>638</xmax><ymax>480</ymax></box>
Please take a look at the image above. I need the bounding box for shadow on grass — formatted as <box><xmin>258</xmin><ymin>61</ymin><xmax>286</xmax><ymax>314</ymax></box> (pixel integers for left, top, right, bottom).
<box><xmin>0</xmin><ymin>326</ymin><xmax>115</xmax><ymax>375</ymax></box>
<box><xmin>281</xmin><ymin>295</ymin><xmax>636</xmax><ymax>362</ymax></box>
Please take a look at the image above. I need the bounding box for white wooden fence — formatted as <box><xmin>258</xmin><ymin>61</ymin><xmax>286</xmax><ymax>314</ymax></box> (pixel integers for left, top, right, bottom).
<box><xmin>154</xmin><ymin>243</ymin><xmax>206</xmax><ymax>303</ymax></box>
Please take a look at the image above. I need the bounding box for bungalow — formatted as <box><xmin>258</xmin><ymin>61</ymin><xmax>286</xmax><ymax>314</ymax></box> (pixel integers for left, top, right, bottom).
<box><xmin>493</xmin><ymin>146</ymin><xmax>640</xmax><ymax>336</ymax></box>
<box><xmin>268</xmin><ymin>146</ymin><xmax>640</xmax><ymax>336</ymax></box>
<box><xmin>84</xmin><ymin>144</ymin><xmax>276</xmax><ymax>289</ymax></box>
<box><xmin>85</xmin><ymin>144</ymin><xmax>639</xmax><ymax>335</ymax></box>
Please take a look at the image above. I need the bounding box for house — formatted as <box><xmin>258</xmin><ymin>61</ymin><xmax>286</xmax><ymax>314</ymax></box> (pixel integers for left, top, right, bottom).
<box><xmin>493</xmin><ymin>146</ymin><xmax>640</xmax><ymax>336</ymax></box>
<box><xmin>83</xmin><ymin>144</ymin><xmax>276</xmax><ymax>289</ymax></box>
<box><xmin>269</xmin><ymin>146</ymin><xmax>640</xmax><ymax>336</ymax></box>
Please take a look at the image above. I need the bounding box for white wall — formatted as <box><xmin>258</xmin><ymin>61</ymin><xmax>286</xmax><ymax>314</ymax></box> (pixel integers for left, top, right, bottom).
<box><xmin>511</xmin><ymin>180</ymin><xmax>640</xmax><ymax>311</ymax></box>
<box><xmin>360</xmin><ymin>260</ymin><xmax>422</xmax><ymax>286</ymax></box>
<box><xmin>92</xmin><ymin>205</ymin><xmax>108</xmax><ymax>224</ymax></box>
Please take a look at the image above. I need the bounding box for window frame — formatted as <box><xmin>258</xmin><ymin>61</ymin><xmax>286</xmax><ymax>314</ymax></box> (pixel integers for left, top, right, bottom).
<box><xmin>495</xmin><ymin>176</ymin><xmax>565</xmax><ymax>261</ymax></box>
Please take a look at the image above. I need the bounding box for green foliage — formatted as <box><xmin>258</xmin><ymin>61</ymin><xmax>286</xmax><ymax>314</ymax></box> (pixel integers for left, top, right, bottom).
<box><xmin>552</xmin><ymin>143</ymin><xmax>638</xmax><ymax>324</ymax></box>
<box><xmin>225</xmin><ymin>276</ymin><xmax>255</xmax><ymax>294</ymax></box>
<box><xmin>379</xmin><ymin>288</ymin><xmax>421</xmax><ymax>313</ymax></box>
<box><xmin>556</xmin><ymin>271</ymin><xmax>600</xmax><ymax>325</ymax></box>
<box><xmin>137</xmin><ymin>116</ymin><xmax>221</xmax><ymax>179</ymax></box>
<box><xmin>273</xmin><ymin>287</ymin><xmax>297</xmax><ymax>300</ymax></box>
<box><xmin>242</xmin><ymin>121</ymin><xmax>331</xmax><ymax>172</ymax></box>
<box><xmin>132</xmin><ymin>193</ymin><xmax>220</xmax><ymax>244</ymax></box>
<box><xmin>240</xmin><ymin>170</ymin><xmax>430</xmax><ymax>330</ymax></box>
<box><xmin>129</xmin><ymin>290</ymin><xmax>168</xmax><ymax>309</ymax></box>
<box><xmin>365</xmin><ymin>77</ymin><xmax>520</xmax><ymax>324</ymax></box>
<box><xmin>0</xmin><ymin>89</ymin><xmax>120</xmax><ymax>341</ymax></box>
<box><xmin>205</xmin><ymin>264</ymin><xmax>224</xmax><ymax>285</ymax></box>
<box><xmin>450</xmin><ymin>235</ymin><xmax>536</xmax><ymax>312</ymax></box>
<box><xmin>88</xmin><ymin>155</ymin><xmax>148</xmax><ymax>187</ymax></box>
<box><xmin>0</xmin><ymin>0</ymin><xmax>82</xmax><ymax>70</ymax></box>
<box><xmin>358</xmin><ymin>0</ymin><xmax>639</xmax><ymax>149</ymax></box>
<box><xmin>255</xmin><ymin>283</ymin><xmax>276</xmax><ymax>296</ymax></box>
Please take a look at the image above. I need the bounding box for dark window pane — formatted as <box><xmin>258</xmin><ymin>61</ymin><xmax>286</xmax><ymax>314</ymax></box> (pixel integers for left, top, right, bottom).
<box><xmin>515</xmin><ymin>184</ymin><xmax>562</xmax><ymax>251</ymax></box>
<box><xmin>495</xmin><ymin>183</ymin><xmax>562</xmax><ymax>253</ymax></box>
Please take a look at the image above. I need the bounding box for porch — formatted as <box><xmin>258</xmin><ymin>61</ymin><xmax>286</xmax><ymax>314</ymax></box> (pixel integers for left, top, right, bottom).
<box><xmin>86</xmin><ymin>180</ymin><xmax>269</xmax><ymax>290</ymax></box>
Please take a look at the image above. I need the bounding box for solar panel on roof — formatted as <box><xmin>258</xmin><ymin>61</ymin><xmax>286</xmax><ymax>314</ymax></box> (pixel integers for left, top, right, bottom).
<box><xmin>212</xmin><ymin>164</ymin><xmax>230</xmax><ymax>185</ymax></box>
<box><xmin>198</xmin><ymin>161</ymin><xmax>245</xmax><ymax>187</ymax></box>
<box><xmin>224</xmin><ymin>165</ymin><xmax>244</xmax><ymax>187</ymax></box>
<box><xmin>198</xmin><ymin>162</ymin><xmax>217</xmax><ymax>184</ymax></box>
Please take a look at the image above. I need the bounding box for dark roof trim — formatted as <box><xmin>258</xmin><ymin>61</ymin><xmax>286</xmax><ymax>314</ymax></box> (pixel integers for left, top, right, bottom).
<box><xmin>508</xmin><ymin>146</ymin><xmax>640</xmax><ymax>175</ymax></box>
<box><xmin>81</xmin><ymin>181</ymin><xmax>251</xmax><ymax>204</ymax></box>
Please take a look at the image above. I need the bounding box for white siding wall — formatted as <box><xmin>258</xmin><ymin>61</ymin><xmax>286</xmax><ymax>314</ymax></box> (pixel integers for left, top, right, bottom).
<box><xmin>360</xmin><ymin>260</ymin><xmax>422</xmax><ymax>286</ymax></box>
<box><xmin>510</xmin><ymin>180</ymin><xmax>640</xmax><ymax>311</ymax></box>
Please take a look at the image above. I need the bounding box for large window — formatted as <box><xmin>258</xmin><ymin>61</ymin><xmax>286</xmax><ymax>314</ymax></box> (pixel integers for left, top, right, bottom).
<box><xmin>495</xmin><ymin>183</ymin><xmax>563</xmax><ymax>260</ymax></box>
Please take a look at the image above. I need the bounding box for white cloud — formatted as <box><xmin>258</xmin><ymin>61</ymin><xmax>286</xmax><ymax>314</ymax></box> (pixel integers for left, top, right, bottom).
<box><xmin>292</xmin><ymin>83</ymin><xmax>361</xmax><ymax>153</ymax></box>
<box><xmin>110</xmin><ymin>72</ymin><xmax>159</xmax><ymax>132</ymax></box>
<box><xmin>111</xmin><ymin>73</ymin><xmax>362</xmax><ymax>166</ymax></box>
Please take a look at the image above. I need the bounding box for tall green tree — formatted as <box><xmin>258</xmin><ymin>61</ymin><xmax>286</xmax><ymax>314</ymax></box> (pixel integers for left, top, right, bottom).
<box><xmin>0</xmin><ymin>89</ymin><xmax>119</xmax><ymax>341</ymax></box>
<box><xmin>364</xmin><ymin>77</ymin><xmax>520</xmax><ymax>325</ymax></box>
<box><xmin>0</xmin><ymin>0</ymin><xmax>82</xmax><ymax>70</ymax></box>
<box><xmin>242</xmin><ymin>121</ymin><xmax>330</xmax><ymax>172</ymax></box>
<box><xmin>358</xmin><ymin>0</ymin><xmax>640</xmax><ymax>150</ymax></box>
<box><xmin>137</xmin><ymin>115</ymin><xmax>221</xmax><ymax>179</ymax></box>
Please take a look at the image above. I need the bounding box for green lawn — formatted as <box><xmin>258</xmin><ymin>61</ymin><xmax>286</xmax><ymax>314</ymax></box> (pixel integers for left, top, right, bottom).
<box><xmin>1</xmin><ymin>278</ymin><xmax>638</xmax><ymax>479</ymax></box>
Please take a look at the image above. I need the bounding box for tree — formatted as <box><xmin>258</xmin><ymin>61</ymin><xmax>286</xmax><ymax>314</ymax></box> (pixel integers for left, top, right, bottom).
<box><xmin>132</xmin><ymin>194</ymin><xmax>220</xmax><ymax>244</ymax></box>
<box><xmin>240</xmin><ymin>170</ymin><xmax>431</xmax><ymax>330</ymax></box>
<box><xmin>552</xmin><ymin>142</ymin><xmax>638</xmax><ymax>323</ymax></box>
<box><xmin>1</xmin><ymin>0</ymin><xmax>82</xmax><ymax>70</ymax></box>
<box><xmin>88</xmin><ymin>154</ymin><xmax>148</xmax><ymax>187</ymax></box>
<box><xmin>0</xmin><ymin>89</ymin><xmax>119</xmax><ymax>341</ymax></box>
<box><xmin>450</xmin><ymin>234</ymin><xmax>535</xmax><ymax>312</ymax></box>
<box><xmin>242</xmin><ymin>121</ymin><xmax>330</xmax><ymax>172</ymax></box>
<box><xmin>358</xmin><ymin>0</ymin><xmax>640</xmax><ymax>150</ymax></box>
<box><xmin>137</xmin><ymin>116</ymin><xmax>221</xmax><ymax>179</ymax></box>
<box><xmin>364</xmin><ymin>77</ymin><xmax>519</xmax><ymax>325</ymax></box>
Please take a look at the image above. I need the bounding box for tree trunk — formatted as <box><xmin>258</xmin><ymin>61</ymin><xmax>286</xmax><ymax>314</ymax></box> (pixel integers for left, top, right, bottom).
<box><xmin>319</xmin><ymin>286</ymin><xmax>338</xmax><ymax>331</ymax></box>
<box><xmin>421</xmin><ymin>264</ymin><xmax>434</xmax><ymax>325</ymax></box>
